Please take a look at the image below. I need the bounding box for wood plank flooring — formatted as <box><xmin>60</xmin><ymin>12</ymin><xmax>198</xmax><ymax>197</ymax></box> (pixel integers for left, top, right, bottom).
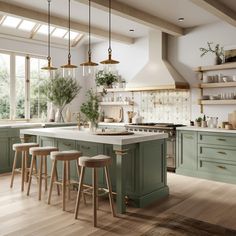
<box><xmin>1</xmin><ymin>172</ymin><xmax>236</xmax><ymax>235</ymax></box>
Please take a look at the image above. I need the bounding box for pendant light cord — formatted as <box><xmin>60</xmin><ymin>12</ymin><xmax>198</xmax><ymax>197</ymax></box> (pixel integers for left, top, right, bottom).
<box><xmin>68</xmin><ymin>0</ymin><xmax>71</xmax><ymax>60</ymax></box>
<box><xmin>88</xmin><ymin>0</ymin><xmax>91</xmax><ymax>55</ymax></box>
<box><xmin>108</xmin><ymin>0</ymin><xmax>112</xmax><ymax>54</ymax></box>
<box><xmin>47</xmin><ymin>0</ymin><xmax>51</xmax><ymax>61</ymax></box>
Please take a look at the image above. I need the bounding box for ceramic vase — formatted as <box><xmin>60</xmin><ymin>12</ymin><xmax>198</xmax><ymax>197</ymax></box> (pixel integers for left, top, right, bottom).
<box><xmin>65</xmin><ymin>107</ymin><xmax>72</xmax><ymax>123</ymax></box>
<box><xmin>55</xmin><ymin>107</ymin><xmax>64</xmax><ymax>123</ymax></box>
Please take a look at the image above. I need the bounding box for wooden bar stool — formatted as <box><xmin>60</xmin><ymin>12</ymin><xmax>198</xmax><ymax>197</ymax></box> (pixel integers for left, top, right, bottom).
<box><xmin>10</xmin><ymin>142</ymin><xmax>39</xmax><ymax>191</ymax></box>
<box><xmin>74</xmin><ymin>155</ymin><xmax>115</xmax><ymax>227</ymax></box>
<box><xmin>47</xmin><ymin>150</ymin><xmax>82</xmax><ymax>211</ymax></box>
<box><xmin>27</xmin><ymin>146</ymin><xmax>59</xmax><ymax>200</ymax></box>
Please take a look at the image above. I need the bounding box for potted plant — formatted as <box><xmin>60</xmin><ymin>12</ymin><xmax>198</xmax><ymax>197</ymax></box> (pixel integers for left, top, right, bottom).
<box><xmin>95</xmin><ymin>70</ymin><xmax>118</xmax><ymax>90</ymax></box>
<box><xmin>80</xmin><ymin>89</ymin><xmax>99</xmax><ymax>132</ymax></box>
<box><xmin>40</xmin><ymin>73</ymin><xmax>81</xmax><ymax>122</ymax></box>
<box><xmin>199</xmin><ymin>42</ymin><xmax>224</xmax><ymax>65</ymax></box>
<box><xmin>195</xmin><ymin>117</ymin><xmax>202</xmax><ymax>127</ymax></box>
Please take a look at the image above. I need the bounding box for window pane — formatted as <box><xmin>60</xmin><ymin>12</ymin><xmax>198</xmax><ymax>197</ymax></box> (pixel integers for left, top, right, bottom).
<box><xmin>30</xmin><ymin>58</ymin><xmax>48</xmax><ymax>119</ymax></box>
<box><xmin>52</xmin><ymin>28</ymin><xmax>67</xmax><ymax>38</ymax></box>
<box><xmin>15</xmin><ymin>56</ymin><xmax>25</xmax><ymax>119</ymax></box>
<box><xmin>64</xmin><ymin>31</ymin><xmax>79</xmax><ymax>40</ymax></box>
<box><xmin>2</xmin><ymin>16</ymin><xmax>21</xmax><ymax>28</ymax></box>
<box><xmin>0</xmin><ymin>53</ymin><xmax>10</xmax><ymax>119</ymax></box>
<box><xmin>37</xmin><ymin>24</ymin><xmax>55</xmax><ymax>35</ymax></box>
<box><xmin>18</xmin><ymin>20</ymin><xmax>36</xmax><ymax>32</ymax></box>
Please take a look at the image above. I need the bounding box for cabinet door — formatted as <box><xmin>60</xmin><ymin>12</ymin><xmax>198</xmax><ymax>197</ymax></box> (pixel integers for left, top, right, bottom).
<box><xmin>0</xmin><ymin>138</ymin><xmax>10</xmax><ymax>173</ymax></box>
<box><xmin>177</xmin><ymin>131</ymin><xmax>197</xmax><ymax>170</ymax></box>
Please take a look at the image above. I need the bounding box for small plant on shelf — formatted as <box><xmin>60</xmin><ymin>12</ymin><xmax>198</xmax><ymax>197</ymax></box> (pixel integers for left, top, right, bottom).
<box><xmin>199</xmin><ymin>42</ymin><xmax>224</xmax><ymax>65</ymax></box>
<box><xmin>95</xmin><ymin>70</ymin><xmax>118</xmax><ymax>90</ymax></box>
<box><xmin>80</xmin><ymin>89</ymin><xmax>99</xmax><ymax>130</ymax></box>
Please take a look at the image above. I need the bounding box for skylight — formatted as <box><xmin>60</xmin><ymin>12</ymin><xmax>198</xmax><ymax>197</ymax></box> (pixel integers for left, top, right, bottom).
<box><xmin>37</xmin><ymin>24</ymin><xmax>55</xmax><ymax>35</ymax></box>
<box><xmin>2</xmin><ymin>16</ymin><xmax>21</xmax><ymax>28</ymax></box>
<box><xmin>52</xmin><ymin>28</ymin><xmax>67</xmax><ymax>38</ymax></box>
<box><xmin>64</xmin><ymin>31</ymin><xmax>79</xmax><ymax>40</ymax></box>
<box><xmin>18</xmin><ymin>20</ymin><xmax>36</xmax><ymax>32</ymax></box>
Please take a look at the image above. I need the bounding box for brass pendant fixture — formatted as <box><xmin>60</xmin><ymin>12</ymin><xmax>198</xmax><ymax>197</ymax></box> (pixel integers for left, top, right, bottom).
<box><xmin>80</xmin><ymin>0</ymin><xmax>98</xmax><ymax>77</ymax></box>
<box><xmin>42</xmin><ymin>0</ymin><xmax>57</xmax><ymax>71</ymax></box>
<box><xmin>61</xmin><ymin>0</ymin><xmax>77</xmax><ymax>76</ymax></box>
<box><xmin>100</xmin><ymin>0</ymin><xmax>119</xmax><ymax>66</ymax></box>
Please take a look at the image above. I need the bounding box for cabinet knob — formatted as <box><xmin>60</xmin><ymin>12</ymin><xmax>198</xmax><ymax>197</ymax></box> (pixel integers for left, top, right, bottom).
<box><xmin>217</xmin><ymin>151</ymin><xmax>226</xmax><ymax>155</ymax></box>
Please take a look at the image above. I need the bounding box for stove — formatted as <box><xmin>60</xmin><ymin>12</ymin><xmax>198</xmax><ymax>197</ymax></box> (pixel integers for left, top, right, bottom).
<box><xmin>125</xmin><ymin>123</ymin><xmax>186</xmax><ymax>171</ymax></box>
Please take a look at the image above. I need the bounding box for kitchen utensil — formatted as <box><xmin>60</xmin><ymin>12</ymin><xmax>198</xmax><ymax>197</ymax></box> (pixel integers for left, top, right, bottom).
<box><xmin>127</xmin><ymin>111</ymin><xmax>136</xmax><ymax>123</ymax></box>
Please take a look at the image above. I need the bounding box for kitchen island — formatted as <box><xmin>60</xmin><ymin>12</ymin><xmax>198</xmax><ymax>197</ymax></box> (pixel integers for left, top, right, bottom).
<box><xmin>20</xmin><ymin>127</ymin><xmax>169</xmax><ymax>214</ymax></box>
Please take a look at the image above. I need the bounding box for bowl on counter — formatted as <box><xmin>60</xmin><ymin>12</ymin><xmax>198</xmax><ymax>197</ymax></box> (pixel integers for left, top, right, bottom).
<box><xmin>209</xmin><ymin>95</ymin><xmax>220</xmax><ymax>100</ymax></box>
<box><xmin>104</xmin><ymin>118</ymin><xmax>114</xmax><ymax>123</ymax></box>
<box><xmin>201</xmin><ymin>95</ymin><xmax>210</xmax><ymax>100</ymax></box>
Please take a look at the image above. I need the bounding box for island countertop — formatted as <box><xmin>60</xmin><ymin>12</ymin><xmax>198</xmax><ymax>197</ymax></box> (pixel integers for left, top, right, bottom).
<box><xmin>20</xmin><ymin>126</ymin><xmax>168</xmax><ymax>145</ymax></box>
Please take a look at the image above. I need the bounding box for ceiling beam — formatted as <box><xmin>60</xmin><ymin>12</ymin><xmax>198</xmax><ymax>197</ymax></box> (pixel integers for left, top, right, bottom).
<box><xmin>190</xmin><ymin>0</ymin><xmax>236</xmax><ymax>28</ymax></box>
<box><xmin>0</xmin><ymin>1</ymin><xmax>134</xmax><ymax>44</ymax></box>
<box><xmin>76</xmin><ymin>0</ymin><xmax>184</xmax><ymax>36</ymax></box>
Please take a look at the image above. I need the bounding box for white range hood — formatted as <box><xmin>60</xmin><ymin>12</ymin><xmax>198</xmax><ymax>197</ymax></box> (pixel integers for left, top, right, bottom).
<box><xmin>127</xmin><ymin>30</ymin><xmax>189</xmax><ymax>90</ymax></box>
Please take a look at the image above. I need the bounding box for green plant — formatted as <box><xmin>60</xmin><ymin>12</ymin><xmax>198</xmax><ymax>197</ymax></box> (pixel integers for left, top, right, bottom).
<box><xmin>80</xmin><ymin>90</ymin><xmax>99</xmax><ymax>124</ymax></box>
<box><xmin>195</xmin><ymin>117</ymin><xmax>202</xmax><ymax>122</ymax></box>
<box><xmin>199</xmin><ymin>42</ymin><xmax>224</xmax><ymax>61</ymax></box>
<box><xmin>95</xmin><ymin>70</ymin><xmax>118</xmax><ymax>87</ymax></box>
<box><xmin>40</xmin><ymin>73</ymin><xmax>81</xmax><ymax>109</ymax></box>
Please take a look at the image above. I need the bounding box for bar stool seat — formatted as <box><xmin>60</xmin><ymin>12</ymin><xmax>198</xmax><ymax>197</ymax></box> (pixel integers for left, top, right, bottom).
<box><xmin>48</xmin><ymin>150</ymin><xmax>82</xmax><ymax>211</ymax></box>
<box><xmin>10</xmin><ymin>142</ymin><xmax>39</xmax><ymax>191</ymax></box>
<box><xmin>27</xmin><ymin>146</ymin><xmax>59</xmax><ymax>200</ymax></box>
<box><xmin>75</xmin><ymin>154</ymin><xmax>115</xmax><ymax>227</ymax></box>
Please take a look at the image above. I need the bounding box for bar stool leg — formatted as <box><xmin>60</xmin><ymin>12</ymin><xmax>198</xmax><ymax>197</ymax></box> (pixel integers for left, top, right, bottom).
<box><xmin>62</xmin><ymin>161</ymin><xmax>67</xmax><ymax>211</ymax></box>
<box><xmin>48</xmin><ymin>160</ymin><xmax>56</xmax><ymax>205</ymax></box>
<box><xmin>38</xmin><ymin>157</ymin><xmax>43</xmax><ymax>200</ymax></box>
<box><xmin>44</xmin><ymin>156</ymin><xmax>48</xmax><ymax>191</ymax></box>
<box><xmin>104</xmin><ymin>166</ymin><xmax>116</xmax><ymax>217</ymax></box>
<box><xmin>93</xmin><ymin>168</ymin><xmax>97</xmax><ymax>227</ymax></box>
<box><xmin>55</xmin><ymin>164</ymin><xmax>60</xmax><ymax>196</ymax></box>
<box><xmin>66</xmin><ymin>161</ymin><xmax>71</xmax><ymax>200</ymax></box>
<box><xmin>21</xmin><ymin>151</ymin><xmax>26</xmax><ymax>192</ymax></box>
<box><xmin>76</xmin><ymin>160</ymin><xmax>86</xmax><ymax>204</ymax></box>
<box><xmin>10</xmin><ymin>151</ymin><xmax>18</xmax><ymax>188</ymax></box>
<box><xmin>27</xmin><ymin>155</ymin><xmax>36</xmax><ymax>196</ymax></box>
<box><xmin>25</xmin><ymin>151</ymin><xmax>29</xmax><ymax>183</ymax></box>
<box><xmin>74</xmin><ymin>166</ymin><xmax>85</xmax><ymax>219</ymax></box>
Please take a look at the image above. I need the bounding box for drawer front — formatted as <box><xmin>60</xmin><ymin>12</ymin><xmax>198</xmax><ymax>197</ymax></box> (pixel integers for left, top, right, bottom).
<box><xmin>198</xmin><ymin>145</ymin><xmax>236</xmax><ymax>162</ymax></box>
<box><xmin>0</xmin><ymin>129</ymin><xmax>9</xmax><ymax>137</ymax></box>
<box><xmin>198</xmin><ymin>133</ymin><xmax>236</xmax><ymax>147</ymax></box>
<box><xmin>199</xmin><ymin>159</ymin><xmax>236</xmax><ymax>176</ymax></box>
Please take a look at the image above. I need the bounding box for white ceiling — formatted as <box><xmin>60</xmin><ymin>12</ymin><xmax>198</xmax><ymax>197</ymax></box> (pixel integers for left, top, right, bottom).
<box><xmin>0</xmin><ymin>0</ymin><xmax>235</xmax><ymax>47</ymax></box>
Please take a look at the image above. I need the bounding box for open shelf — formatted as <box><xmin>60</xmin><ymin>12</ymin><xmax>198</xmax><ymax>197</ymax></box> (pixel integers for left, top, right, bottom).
<box><xmin>99</xmin><ymin>101</ymin><xmax>134</xmax><ymax>106</ymax></box>
<box><xmin>200</xmin><ymin>99</ymin><xmax>236</xmax><ymax>105</ymax></box>
<box><xmin>200</xmin><ymin>81</ymin><xmax>236</xmax><ymax>88</ymax></box>
<box><xmin>97</xmin><ymin>88</ymin><xmax>127</xmax><ymax>93</ymax></box>
<box><xmin>194</xmin><ymin>62</ymin><xmax>236</xmax><ymax>72</ymax></box>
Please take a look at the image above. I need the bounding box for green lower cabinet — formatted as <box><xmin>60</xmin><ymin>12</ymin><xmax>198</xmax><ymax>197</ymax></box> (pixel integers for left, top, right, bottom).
<box><xmin>176</xmin><ymin>130</ymin><xmax>236</xmax><ymax>184</ymax></box>
<box><xmin>176</xmin><ymin>131</ymin><xmax>197</xmax><ymax>170</ymax></box>
<box><xmin>0</xmin><ymin>137</ymin><xmax>10</xmax><ymax>174</ymax></box>
<box><xmin>9</xmin><ymin>136</ymin><xmax>21</xmax><ymax>169</ymax></box>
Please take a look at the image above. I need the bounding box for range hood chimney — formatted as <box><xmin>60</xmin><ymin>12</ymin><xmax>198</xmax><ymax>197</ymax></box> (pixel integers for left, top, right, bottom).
<box><xmin>127</xmin><ymin>31</ymin><xmax>189</xmax><ymax>90</ymax></box>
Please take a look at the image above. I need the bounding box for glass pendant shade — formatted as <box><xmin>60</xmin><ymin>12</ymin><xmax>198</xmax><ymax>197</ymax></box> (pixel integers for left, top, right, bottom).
<box><xmin>100</xmin><ymin>0</ymin><xmax>119</xmax><ymax>71</ymax></box>
<box><xmin>80</xmin><ymin>0</ymin><xmax>98</xmax><ymax>78</ymax></box>
<box><xmin>41</xmin><ymin>0</ymin><xmax>57</xmax><ymax>71</ymax></box>
<box><xmin>61</xmin><ymin>0</ymin><xmax>77</xmax><ymax>78</ymax></box>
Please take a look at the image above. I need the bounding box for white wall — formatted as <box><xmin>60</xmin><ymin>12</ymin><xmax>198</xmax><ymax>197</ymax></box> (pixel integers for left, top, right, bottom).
<box><xmin>0</xmin><ymin>36</ymin><xmax>87</xmax><ymax>121</ymax></box>
<box><xmin>168</xmin><ymin>21</ymin><xmax>236</xmax><ymax>123</ymax></box>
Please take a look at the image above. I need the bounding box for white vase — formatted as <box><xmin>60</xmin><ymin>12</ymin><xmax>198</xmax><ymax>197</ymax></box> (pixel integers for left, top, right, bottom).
<box><xmin>65</xmin><ymin>107</ymin><xmax>72</xmax><ymax>123</ymax></box>
<box><xmin>55</xmin><ymin>107</ymin><xmax>64</xmax><ymax>123</ymax></box>
<box><xmin>48</xmin><ymin>104</ymin><xmax>55</xmax><ymax>122</ymax></box>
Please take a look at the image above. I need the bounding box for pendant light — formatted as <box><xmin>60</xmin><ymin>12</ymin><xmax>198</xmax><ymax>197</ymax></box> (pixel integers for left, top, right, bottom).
<box><xmin>41</xmin><ymin>0</ymin><xmax>57</xmax><ymax>71</ymax></box>
<box><xmin>61</xmin><ymin>0</ymin><xmax>77</xmax><ymax>78</ymax></box>
<box><xmin>80</xmin><ymin>0</ymin><xmax>98</xmax><ymax>78</ymax></box>
<box><xmin>100</xmin><ymin>0</ymin><xmax>119</xmax><ymax>72</ymax></box>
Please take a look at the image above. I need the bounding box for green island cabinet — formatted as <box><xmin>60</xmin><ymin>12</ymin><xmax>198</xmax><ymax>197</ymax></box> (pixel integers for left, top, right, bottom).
<box><xmin>38</xmin><ymin>136</ymin><xmax>168</xmax><ymax>208</ymax></box>
<box><xmin>176</xmin><ymin>130</ymin><xmax>236</xmax><ymax>184</ymax></box>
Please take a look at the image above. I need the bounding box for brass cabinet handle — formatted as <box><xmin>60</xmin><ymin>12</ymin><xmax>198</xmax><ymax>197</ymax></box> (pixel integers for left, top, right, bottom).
<box><xmin>217</xmin><ymin>165</ymin><xmax>226</xmax><ymax>170</ymax></box>
<box><xmin>81</xmin><ymin>145</ymin><xmax>90</xmax><ymax>150</ymax></box>
<box><xmin>217</xmin><ymin>138</ymin><xmax>226</xmax><ymax>141</ymax></box>
<box><xmin>64</xmin><ymin>143</ymin><xmax>72</xmax><ymax>147</ymax></box>
<box><xmin>217</xmin><ymin>151</ymin><xmax>227</xmax><ymax>155</ymax></box>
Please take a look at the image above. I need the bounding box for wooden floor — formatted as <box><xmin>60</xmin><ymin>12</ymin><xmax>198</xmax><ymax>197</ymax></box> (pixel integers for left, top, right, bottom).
<box><xmin>1</xmin><ymin>172</ymin><xmax>236</xmax><ymax>236</ymax></box>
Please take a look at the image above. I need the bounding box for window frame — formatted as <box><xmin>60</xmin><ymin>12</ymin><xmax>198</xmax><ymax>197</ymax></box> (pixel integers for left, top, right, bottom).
<box><xmin>0</xmin><ymin>49</ymin><xmax>47</xmax><ymax>121</ymax></box>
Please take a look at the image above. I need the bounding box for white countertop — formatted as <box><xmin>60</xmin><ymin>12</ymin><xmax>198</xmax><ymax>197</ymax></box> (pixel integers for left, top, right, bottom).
<box><xmin>20</xmin><ymin>126</ymin><xmax>168</xmax><ymax>146</ymax></box>
<box><xmin>177</xmin><ymin>126</ymin><xmax>236</xmax><ymax>134</ymax></box>
<box><xmin>98</xmin><ymin>122</ymin><xmax>128</xmax><ymax>126</ymax></box>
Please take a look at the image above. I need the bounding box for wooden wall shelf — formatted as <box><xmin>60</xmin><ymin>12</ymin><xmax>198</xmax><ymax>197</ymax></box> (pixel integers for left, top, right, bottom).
<box><xmin>200</xmin><ymin>100</ymin><xmax>236</xmax><ymax>105</ymax></box>
<box><xmin>194</xmin><ymin>62</ymin><xmax>236</xmax><ymax>72</ymax></box>
<box><xmin>99</xmin><ymin>101</ymin><xmax>134</xmax><ymax>106</ymax></box>
<box><xmin>200</xmin><ymin>82</ymin><xmax>236</xmax><ymax>88</ymax></box>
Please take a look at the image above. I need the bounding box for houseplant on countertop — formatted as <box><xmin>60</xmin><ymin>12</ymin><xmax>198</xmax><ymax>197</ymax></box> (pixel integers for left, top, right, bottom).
<box><xmin>80</xmin><ymin>89</ymin><xmax>99</xmax><ymax>132</ymax></box>
<box><xmin>40</xmin><ymin>73</ymin><xmax>81</xmax><ymax>122</ymax></box>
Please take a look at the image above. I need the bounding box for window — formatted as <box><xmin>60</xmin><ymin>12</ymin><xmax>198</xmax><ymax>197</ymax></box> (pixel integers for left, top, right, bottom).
<box><xmin>2</xmin><ymin>16</ymin><xmax>21</xmax><ymax>28</ymax></box>
<box><xmin>30</xmin><ymin>58</ymin><xmax>48</xmax><ymax>119</ymax></box>
<box><xmin>37</xmin><ymin>24</ymin><xmax>55</xmax><ymax>35</ymax></box>
<box><xmin>52</xmin><ymin>28</ymin><xmax>67</xmax><ymax>38</ymax></box>
<box><xmin>0</xmin><ymin>51</ymin><xmax>48</xmax><ymax>120</ymax></box>
<box><xmin>18</xmin><ymin>20</ymin><xmax>36</xmax><ymax>31</ymax></box>
<box><xmin>0</xmin><ymin>53</ymin><xmax>10</xmax><ymax>119</ymax></box>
